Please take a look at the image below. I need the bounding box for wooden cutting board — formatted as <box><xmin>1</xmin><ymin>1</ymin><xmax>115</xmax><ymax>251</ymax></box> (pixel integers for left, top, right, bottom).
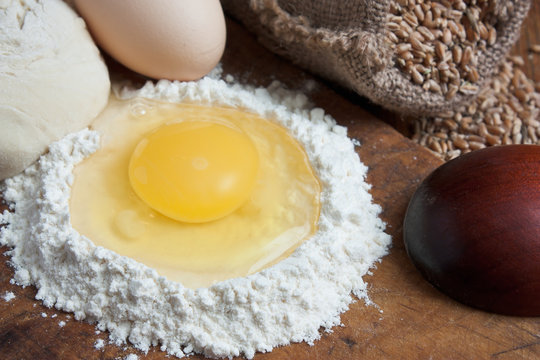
<box><xmin>1</xmin><ymin>18</ymin><xmax>539</xmax><ymax>360</ymax></box>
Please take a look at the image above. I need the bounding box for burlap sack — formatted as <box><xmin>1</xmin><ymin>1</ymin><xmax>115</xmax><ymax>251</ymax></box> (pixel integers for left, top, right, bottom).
<box><xmin>222</xmin><ymin>0</ymin><xmax>531</xmax><ymax>116</ymax></box>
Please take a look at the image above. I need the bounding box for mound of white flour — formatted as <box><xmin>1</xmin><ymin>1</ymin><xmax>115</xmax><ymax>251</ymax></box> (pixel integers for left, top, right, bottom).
<box><xmin>0</xmin><ymin>74</ymin><xmax>391</xmax><ymax>359</ymax></box>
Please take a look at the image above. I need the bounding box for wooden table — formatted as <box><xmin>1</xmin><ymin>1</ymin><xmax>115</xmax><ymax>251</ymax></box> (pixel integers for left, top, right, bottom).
<box><xmin>1</xmin><ymin>7</ymin><xmax>539</xmax><ymax>360</ymax></box>
<box><xmin>515</xmin><ymin>1</ymin><xmax>540</xmax><ymax>85</ymax></box>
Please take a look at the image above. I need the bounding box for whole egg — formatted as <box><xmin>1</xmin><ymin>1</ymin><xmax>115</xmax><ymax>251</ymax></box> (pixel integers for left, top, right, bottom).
<box><xmin>403</xmin><ymin>145</ymin><xmax>540</xmax><ymax>316</ymax></box>
<box><xmin>74</xmin><ymin>0</ymin><xmax>226</xmax><ymax>81</ymax></box>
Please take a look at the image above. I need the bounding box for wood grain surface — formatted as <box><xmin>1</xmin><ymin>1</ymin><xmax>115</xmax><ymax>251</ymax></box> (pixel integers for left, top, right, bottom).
<box><xmin>514</xmin><ymin>0</ymin><xmax>540</xmax><ymax>84</ymax></box>
<box><xmin>1</xmin><ymin>10</ymin><xmax>540</xmax><ymax>360</ymax></box>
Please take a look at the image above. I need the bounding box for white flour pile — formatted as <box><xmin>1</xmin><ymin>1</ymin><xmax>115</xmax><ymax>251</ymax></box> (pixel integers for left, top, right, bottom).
<box><xmin>0</xmin><ymin>73</ymin><xmax>391</xmax><ymax>358</ymax></box>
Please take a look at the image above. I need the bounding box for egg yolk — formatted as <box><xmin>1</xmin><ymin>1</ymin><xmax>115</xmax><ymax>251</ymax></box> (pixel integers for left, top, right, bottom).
<box><xmin>128</xmin><ymin>121</ymin><xmax>259</xmax><ymax>223</ymax></box>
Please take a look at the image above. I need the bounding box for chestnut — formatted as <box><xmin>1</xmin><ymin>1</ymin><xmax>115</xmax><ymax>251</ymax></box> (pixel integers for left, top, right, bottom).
<box><xmin>403</xmin><ymin>145</ymin><xmax>540</xmax><ymax>316</ymax></box>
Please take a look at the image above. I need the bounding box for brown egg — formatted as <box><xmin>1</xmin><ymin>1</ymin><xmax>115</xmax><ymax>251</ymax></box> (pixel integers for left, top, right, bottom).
<box><xmin>403</xmin><ymin>145</ymin><xmax>540</xmax><ymax>316</ymax></box>
<box><xmin>74</xmin><ymin>0</ymin><xmax>226</xmax><ymax>81</ymax></box>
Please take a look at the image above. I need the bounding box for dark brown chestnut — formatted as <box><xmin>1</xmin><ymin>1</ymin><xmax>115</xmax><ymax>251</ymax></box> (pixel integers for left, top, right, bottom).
<box><xmin>403</xmin><ymin>145</ymin><xmax>540</xmax><ymax>316</ymax></box>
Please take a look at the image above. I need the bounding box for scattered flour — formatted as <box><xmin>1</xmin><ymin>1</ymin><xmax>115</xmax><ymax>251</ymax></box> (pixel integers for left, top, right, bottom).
<box><xmin>94</xmin><ymin>339</ymin><xmax>105</xmax><ymax>350</ymax></box>
<box><xmin>124</xmin><ymin>354</ymin><xmax>138</xmax><ymax>360</ymax></box>
<box><xmin>2</xmin><ymin>291</ymin><xmax>15</xmax><ymax>302</ymax></box>
<box><xmin>41</xmin><ymin>312</ymin><xmax>47</xmax><ymax>318</ymax></box>
<box><xmin>58</xmin><ymin>320</ymin><xmax>66</xmax><ymax>327</ymax></box>
<box><xmin>0</xmin><ymin>73</ymin><xmax>391</xmax><ymax>358</ymax></box>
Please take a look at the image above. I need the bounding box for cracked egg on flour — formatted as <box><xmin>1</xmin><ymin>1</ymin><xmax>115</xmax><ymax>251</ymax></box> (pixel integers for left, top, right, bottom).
<box><xmin>70</xmin><ymin>96</ymin><xmax>322</xmax><ymax>289</ymax></box>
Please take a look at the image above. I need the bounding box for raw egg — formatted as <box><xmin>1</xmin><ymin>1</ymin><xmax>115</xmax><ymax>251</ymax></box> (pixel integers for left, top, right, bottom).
<box><xmin>70</xmin><ymin>98</ymin><xmax>321</xmax><ymax>288</ymax></box>
<box><xmin>74</xmin><ymin>0</ymin><xmax>226</xmax><ymax>81</ymax></box>
<box><xmin>403</xmin><ymin>145</ymin><xmax>540</xmax><ymax>316</ymax></box>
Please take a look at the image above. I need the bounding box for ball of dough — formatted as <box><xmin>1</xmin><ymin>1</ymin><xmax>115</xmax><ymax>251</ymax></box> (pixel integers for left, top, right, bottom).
<box><xmin>0</xmin><ymin>0</ymin><xmax>110</xmax><ymax>180</ymax></box>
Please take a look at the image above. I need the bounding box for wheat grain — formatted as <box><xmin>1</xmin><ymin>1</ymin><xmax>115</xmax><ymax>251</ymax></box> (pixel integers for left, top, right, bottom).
<box><xmin>389</xmin><ymin>0</ymin><xmax>497</xmax><ymax>99</ymax></box>
<box><xmin>411</xmin><ymin>57</ymin><xmax>540</xmax><ymax>161</ymax></box>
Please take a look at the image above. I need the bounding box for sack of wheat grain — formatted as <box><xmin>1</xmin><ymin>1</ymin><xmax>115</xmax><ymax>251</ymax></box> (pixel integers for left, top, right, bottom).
<box><xmin>222</xmin><ymin>0</ymin><xmax>531</xmax><ymax>116</ymax></box>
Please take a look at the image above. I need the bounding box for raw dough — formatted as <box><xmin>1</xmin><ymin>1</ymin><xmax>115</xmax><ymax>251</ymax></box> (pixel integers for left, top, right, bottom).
<box><xmin>0</xmin><ymin>0</ymin><xmax>109</xmax><ymax>180</ymax></box>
